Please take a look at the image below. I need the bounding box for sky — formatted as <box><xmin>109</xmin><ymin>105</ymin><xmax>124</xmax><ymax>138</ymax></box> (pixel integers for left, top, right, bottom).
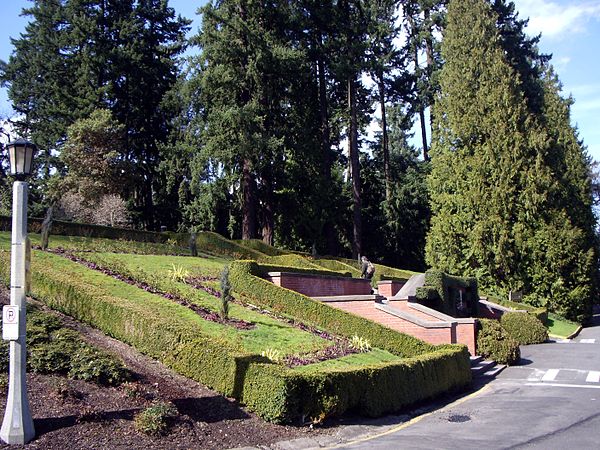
<box><xmin>0</xmin><ymin>0</ymin><xmax>599</xmax><ymax>160</ymax></box>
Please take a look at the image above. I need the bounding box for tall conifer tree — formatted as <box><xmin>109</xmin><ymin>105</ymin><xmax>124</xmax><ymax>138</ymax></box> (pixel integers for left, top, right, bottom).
<box><xmin>427</xmin><ymin>0</ymin><xmax>595</xmax><ymax>322</ymax></box>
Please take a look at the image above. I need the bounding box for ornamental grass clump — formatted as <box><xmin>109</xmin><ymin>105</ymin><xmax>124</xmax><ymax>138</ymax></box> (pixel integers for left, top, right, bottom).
<box><xmin>168</xmin><ymin>264</ymin><xmax>189</xmax><ymax>283</ymax></box>
<box><xmin>500</xmin><ymin>312</ymin><xmax>548</xmax><ymax>345</ymax></box>
<box><xmin>261</xmin><ymin>348</ymin><xmax>281</xmax><ymax>362</ymax></box>
<box><xmin>350</xmin><ymin>335</ymin><xmax>372</xmax><ymax>353</ymax></box>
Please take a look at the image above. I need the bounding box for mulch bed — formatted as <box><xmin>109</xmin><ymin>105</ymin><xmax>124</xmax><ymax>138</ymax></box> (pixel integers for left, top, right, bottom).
<box><xmin>0</xmin><ymin>287</ymin><xmax>330</xmax><ymax>449</ymax></box>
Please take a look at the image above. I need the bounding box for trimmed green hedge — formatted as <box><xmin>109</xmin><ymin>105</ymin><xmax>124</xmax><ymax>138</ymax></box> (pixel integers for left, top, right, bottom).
<box><xmin>476</xmin><ymin>319</ymin><xmax>521</xmax><ymax>365</ymax></box>
<box><xmin>165</xmin><ymin>231</ymin><xmax>265</xmax><ymax>260</ymax></box>
<box><xmin>257</xmin><ymin>263</ymin><xmax>351</xmax><ymax>278</ymax></box>
<box><xmin>257</xmin><ymin>254</ymin><xmax>324</xmax><ymax>269</ymax></box>
<box><xmin>230</xmin><ymin>261</ymin><xmax>434</xmax><ymax>357</ymax></box>
<box><xmin>500</xmin><ymin>312</ymin><xmax>548</xmax><ymax>345</ymax></box>
<box><xmin>312</xmin><ymin>258</ymin><xmax>362</xmax><ymax>277</ymax></box>
<box><xmin>498</xmin><ymin>299</ymin><xmax>548</xmax><ymax>324</ymax></box>
<box><xmin>416</xmin><ymin>270</ymin><xmax>479</xmax><ymax>318</ymax></box>
<box><xmin>233</xmin><ymin>239</ymin><xmax>287</xmax><ymax>257</ymax></box>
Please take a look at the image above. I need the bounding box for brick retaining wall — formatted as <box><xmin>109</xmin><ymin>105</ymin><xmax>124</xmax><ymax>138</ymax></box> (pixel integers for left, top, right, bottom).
<box><xmin>265</xmin><ymin>272</ymin><xmax>372</xmax><ymax>297</ymax></box>
<box><xmin>377</xmin><ymin>280</ymin><xmax>405</xmax><ymax>298</ymax></box>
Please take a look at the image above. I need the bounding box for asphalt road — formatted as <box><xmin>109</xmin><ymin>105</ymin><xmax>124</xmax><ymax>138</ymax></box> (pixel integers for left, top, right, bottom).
<box><xmin>333</xmin><ymin>308</ymin><xmax>600</xmax><ymax>450</ymax></box>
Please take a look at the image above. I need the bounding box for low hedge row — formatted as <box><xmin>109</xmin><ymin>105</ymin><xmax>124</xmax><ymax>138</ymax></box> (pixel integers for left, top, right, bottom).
<box><xmin>498</xmin><ymin>299</ymin><xmax>548</xmax><ymax>324</ymax></box>
<box><xmin>229</xmin><ymin>261</ymin><xmax>434</xmax><ymax>357</ymax></box>
<box><xmin>500</xmin><ymin>312</ymin><xmax>548</xmax><ymax>345</ymax></box>
<box><xmin>257</xmin><ymin>263</ymin><xmax>351</xmax><ymax>278</ymax></box>
<box><xmin>165</xmin><ymin>231</ymin><xmax>265</xmax><ymax>260</ymax></box>
<box><xmin>0</xmin><ymin>251</ymin><xmax>246</xmax><ymax>396</ymax></box>
<box><xmin>326</xmin><ymin>256</ymin><xmax>417</xmax><ymax>284</ymax></box>
<box><xmin>233</xmin><ymin>239</ymin><xmax>287</xmax><ymax>257</ymax></box>
<box><xmin>0</xmin><ymin>215</ymin><xmax>166</xmax><ymax>243</ymax></box>
<box><xmin>312</xmin><ymin>258</ymin><xmax>362</xmax><ymax>277</ymax></box>
<box><xmin>476</xmin><ymin>319</ymin><xmax>521</xmax><ymax>365</ymax></box>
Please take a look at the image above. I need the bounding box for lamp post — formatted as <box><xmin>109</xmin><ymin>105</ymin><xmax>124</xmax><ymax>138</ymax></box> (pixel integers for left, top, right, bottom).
<box><xmin>1</xmin><ymin>138</ymin><xmax>36</xmax><ymax>444</ymax></box>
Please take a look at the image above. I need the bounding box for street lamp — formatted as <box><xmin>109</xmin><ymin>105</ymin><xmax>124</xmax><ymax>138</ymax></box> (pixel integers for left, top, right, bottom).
<box><xmin>1</xmin><ymin>138</ymin><xmax>36</xmax><ymax>444</ymax></box>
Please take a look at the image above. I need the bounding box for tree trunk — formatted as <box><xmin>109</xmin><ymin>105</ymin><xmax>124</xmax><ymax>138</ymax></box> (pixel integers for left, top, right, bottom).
<box><xmin>408</xmin><ymin>14</ymin><xmax>429</xmax><ymax>160</ymax></box>
<box><xmin>144</xmin><ymin>171</ymin><xmax>155</xmax><ymax>230</ymax></box>
<box><xmin>241</xmin><ymin>158</ymin><xmax>257</xmax><ymax>240</ymax></box>
<box><xmin>377</xmin><ymin>69</ymin><xmax>391</xmax><ymax>201</ymax></box>
<box><xmin>424</xmin><ymin>7</ymin><xmax>435</xmax><ymax>130</ymax></box>
<box><xmin>261</xmin><ymin>165</ymin><xmax>274</xmax><ymax>246</ymax></box>
<box><xmin>348</xmin><ymin>76</ymin><xmax>362</xmax><ymax>259</ymax></box>
<box><xmin>317</xmin><ymin>49</ymin><xmax>337</xmax><ymax>255</ymax></box>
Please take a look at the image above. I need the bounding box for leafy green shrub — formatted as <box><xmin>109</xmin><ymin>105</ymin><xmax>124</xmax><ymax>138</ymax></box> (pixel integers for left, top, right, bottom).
<box><xmin>134</xmin><ymin>402</ymin><xmax>178</xmax><ymax>435</ymax></box>
<box><xmin>68</xmin><ymin>346</ymin><xmax>131</xmax><ymax>386</ymax></box>
<box><xmin>28</xmin><ymin>334</ymin><xmax>79</xmax><ymax>374</ymax></box>
<box><xmin>476</xmin><ymin>319</ymin><xmax>520</xmax><ymax>365</ymax></box>
<box><xmin>0</xmin><ymin>340</ymin><xmax>8</xmax><ymax>373</ymax></box>
<box><xmin>500</xmin><ymin>312</ymin><xmax>548</xmax><ymax>345</ymax></box>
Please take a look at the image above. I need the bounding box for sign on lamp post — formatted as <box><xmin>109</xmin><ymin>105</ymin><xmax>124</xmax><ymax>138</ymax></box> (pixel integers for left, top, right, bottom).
<box><xmin>1</xmin><ymin>139</ymin><xmax>36</xmax><ymax>444</ymax></box>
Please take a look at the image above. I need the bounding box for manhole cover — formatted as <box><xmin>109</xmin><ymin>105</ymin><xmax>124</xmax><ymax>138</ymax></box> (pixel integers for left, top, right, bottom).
<box><xmin>447</xmin><ymin>414</ymin><xmax>471</xmax><ymax>423</ymax></box>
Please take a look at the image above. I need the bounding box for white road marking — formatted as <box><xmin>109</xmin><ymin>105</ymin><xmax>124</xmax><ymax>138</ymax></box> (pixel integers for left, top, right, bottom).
<box><xmin>526</xmin><ymin>368</ymin><xmax>548</xmax><ymax>381</ymax></box>
<box><xmin>526</xmin><ymin>382</ymin><xmax>600</xmax><ymax>389</ymax></box>
<box><xmin>541</xmin><ymin>369</ymin><xmax>560</xmax><ymax>382</ymax></box>
<box><xmin>586</xmin><ymin>371</ymin><xmax>600</xmax><ymax>383</ymax></box>
<box><xmin>580</xmin><ymin>339</ymin><xmax>596</xmax><ymax>344</ymax></box>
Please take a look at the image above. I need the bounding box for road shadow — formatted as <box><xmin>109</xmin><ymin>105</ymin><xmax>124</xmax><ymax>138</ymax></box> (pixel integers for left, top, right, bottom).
<box><xmin>517</xmin><ymin>358</ymin><xmax>533</xmax><ymax>366</ymax></box>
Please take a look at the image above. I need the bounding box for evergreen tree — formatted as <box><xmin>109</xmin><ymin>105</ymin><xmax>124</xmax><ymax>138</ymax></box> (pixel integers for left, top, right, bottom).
<box><xmin>1</xmin><ymin>0</ymin><xmax>190</xmax><ymax>228</ymax></box>
<box><xmin>427</xmin><ymin>0</ymin><xmax>596</xmax><ymax>322</ymax></box>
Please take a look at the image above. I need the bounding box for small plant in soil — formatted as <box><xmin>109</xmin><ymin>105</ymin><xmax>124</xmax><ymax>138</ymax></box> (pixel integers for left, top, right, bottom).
<box><xmin>220</xmin><ymin>264</ymin><xmax>232</xmax><ymax>320</ymax></box>
<box><xmin>168</xmin><ymin>264</ymin><xmax>190</xmax><ymax>283</ymax></box>
<box><xmin>261</xmin><ymin>348</ymin><xmax>281</xmax><ymax>362</ymax></box>
<box><xmin>52</xmin><ymin>379</ymin><xmax>85</xmax><ymax>402</ymax></box>
<box><xmin>350</xmin><ymin>335</ymin><xmax>372</xmax><ymax>353</ymax></box>
<box><xmin>134</xmin><ymin>401</ymin><xmax>178</xmax><ymax>436</ymax></box>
